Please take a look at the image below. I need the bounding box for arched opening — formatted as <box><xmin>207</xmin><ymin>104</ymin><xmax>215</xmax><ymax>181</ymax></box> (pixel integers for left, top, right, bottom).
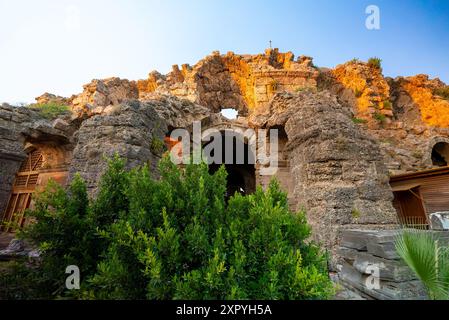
<box><xmin>204</xmin><ymin>130</ymin><xmax>256</xmax><ymax>199</ymax></box>
<box><xmin>432</xmin><ymin>142</ymin><xmax>449</xmax><ymax>167</ymax></box>
<box><xmin>1</xmin><ymin>149</ymin><xmax>43</xmax><ymax>232</ymax></box>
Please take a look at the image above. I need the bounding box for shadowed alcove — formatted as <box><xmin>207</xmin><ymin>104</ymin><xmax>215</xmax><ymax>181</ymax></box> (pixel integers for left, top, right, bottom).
<box><xmin>204</xmin><ymin>130</ymin><xmax>256</xmax><ymax>198</ymax></box>
<box><xmin>432</xmin><ymin>142</ymin><xmax>449</xmax><ymax>167</ymax></box>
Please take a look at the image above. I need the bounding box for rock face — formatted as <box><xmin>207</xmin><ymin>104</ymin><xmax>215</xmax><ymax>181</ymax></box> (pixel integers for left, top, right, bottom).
<box><xmin>143</xmin><ymin>94</ymin><xmax>211</xmax><ymax>129</ymax></box>
<box><xmin>71</xmin><ymin>77</ymin><xmax>139</xmax><ymax>117</ymax></box>
<box><xmin>332</xmin><ymin>60</ymin><xmax>391</xmax><ymax>122</ymax></box>
<box><xmin>69</xmin><ymin>100</ymin><xmax>167</xmax><ymax>194</ymax></box>
<box><xmin>138</xmin><ymin>49</ymin><xmax>319</xmax><ymax>115</ymax></box>
<box><xmin>35</xmin><ymin>92</ymin><xmax>72</xmax><ymax>106</ymax></box>
<box><xmin>319</xmin><ymin>62</ymin><xmax>449</xmax><ymax>175</ymax></box>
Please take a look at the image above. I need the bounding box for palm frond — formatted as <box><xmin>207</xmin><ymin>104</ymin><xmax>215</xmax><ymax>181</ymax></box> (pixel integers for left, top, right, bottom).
<box><xmin>395</xmin><ymin>228</ymin><xmax>449</xmax><ymax>300</ymax></box>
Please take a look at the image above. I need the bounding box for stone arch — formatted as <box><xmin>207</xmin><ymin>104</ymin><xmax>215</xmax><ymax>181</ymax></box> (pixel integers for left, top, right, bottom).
<box><xmin>202</xmin><ymin>127</ymin><xmax>256</xmax><ymax>198</ymax></box>
<box><xmin>425</xmin><ymin>137</ymin><xmax>449</xmax><ymax>167</ymax></box>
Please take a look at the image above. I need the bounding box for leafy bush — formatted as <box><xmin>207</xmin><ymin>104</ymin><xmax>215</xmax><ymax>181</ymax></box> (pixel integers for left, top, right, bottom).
<box><xmin>352</xmin><ymin>117</ymin><xmax>367</xmax><ymax>124</ymax></box>
<box><xmin>28</xmin><ymin>102</ymin><xmax>70</xmax><ymax>119</ymax></box>
<box><xmin>367</xmin><ymin>57</ymin><xmax>382</xmax><ymax>71</ymax></box>
<box><xmin>4</xmin><ymin>156</ymin><xmax>334</xmax><ymax>300</ymax></box>
<box><xmin>19</xmin><ymin>174</ymin><xmax>102</xmax><ymax>298</ymax></box>
<box><xmin>150</xmin><ymin>135</ymin><xmax>166</xmax><ymax>154</ymax></box>
<box><xmin>373</xmin><ymin>112</ymin><xmax>387</xmax><ymax>123</ymax></box>
<box><xmin>434</xmin><ymin>86</ymin><xmax>449</xmax><ymax>100</ymax></box>
<box><xmin>0</xmin><ymin>260</ymin><xmax>45</xmax><ymax>300</ymax></box>
<box><xmin>382</xmin><ymin>100</ymin><xmax>393</xmax><ymax>110</ymax></box>
<box><xmin>395</xmin><ymin>229</ymin><xmax>449</xmax><ymax>300</ymax></box>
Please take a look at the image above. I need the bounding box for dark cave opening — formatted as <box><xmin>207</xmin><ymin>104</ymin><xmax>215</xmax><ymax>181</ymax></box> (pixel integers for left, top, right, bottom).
<box><xmin>432</xmin><ymin>142</ymin><xmax>449</xmax><ymax>167</ymax></box>
<box><xmin>205</xmin><ymin>130</ymin><xmax>256</xmax><ymax>198</ymax></box>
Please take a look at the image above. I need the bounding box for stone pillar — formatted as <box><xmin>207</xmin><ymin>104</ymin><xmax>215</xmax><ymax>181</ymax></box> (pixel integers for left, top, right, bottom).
<box><xmin>283</xmin><ymin>92</ymin><xmax>398</xmax><ymax>268</ymax></box>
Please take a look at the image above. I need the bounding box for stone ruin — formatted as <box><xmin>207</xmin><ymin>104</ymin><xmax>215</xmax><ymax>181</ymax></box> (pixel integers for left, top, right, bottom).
<box><xmin>2</xmin><ymin>49</ymin><xmax>449</xmax><ymax>270</ymax></box>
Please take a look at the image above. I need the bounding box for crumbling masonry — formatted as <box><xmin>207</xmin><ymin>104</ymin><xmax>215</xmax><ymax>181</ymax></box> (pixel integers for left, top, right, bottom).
<box><xmin>2</xmin><ymin>49</ymin><xmax>449</xmax><ymax>267</ymax></box>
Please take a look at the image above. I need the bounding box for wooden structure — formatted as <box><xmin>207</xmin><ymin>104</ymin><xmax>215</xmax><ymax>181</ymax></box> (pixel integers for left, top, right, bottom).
<box><xmin>0</xmin><ymin>150</ymin><xmax>43</xmax><ymax>232</ymax></box>
<box><xmin>390</xmin><ymin>167</ymin><xmax>449</xmax><ymax>226</ymax></box>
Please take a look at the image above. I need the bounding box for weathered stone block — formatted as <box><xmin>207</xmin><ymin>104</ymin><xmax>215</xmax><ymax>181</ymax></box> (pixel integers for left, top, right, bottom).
<box><xmin>353</xmin><ymin>252</ymin><xmax>416</xmax><ymax>282</ymax></box>
<box><xmin>337</xmin><ymin>246</ymin><xmax>359</xmax><ymax>264</ymax></box>
<box><xmin>340</xmin><ymin>230</ymin><xmax>377</xmax><ymax>251</ymax></box>
<box><xmin>367</xmin><ymin>241</ymin><xmax>400</xmax><ymax>260</ymax></box>
<box><xmin>339</xmin><ymin>262</ymin><xmax>426</xmax><ymax>300</ymax></box>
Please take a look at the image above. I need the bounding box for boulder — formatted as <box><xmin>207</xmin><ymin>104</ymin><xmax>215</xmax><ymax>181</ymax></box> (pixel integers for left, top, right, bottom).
<box><xmin>430</xmin><ymin>212</ymin><xmax>449</xmax><ymax>231</ymax></box>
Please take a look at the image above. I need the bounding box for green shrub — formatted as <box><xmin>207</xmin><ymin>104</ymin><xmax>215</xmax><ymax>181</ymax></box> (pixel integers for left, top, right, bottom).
<box><xmin>367</xmin><ymin>57</ymin><xmax>382</xmax><ymax>71</ymax></box>
<box><xmin>382</xmin><ymin>100</ymin><xmax>393</xmax><ymax>110</ymax></box>
<box><xmin>351</xmin><ymin>209</ymin><xmax>361</xmax><ymax>219</ymax></box>
<box><xmin>352</xmin><ymin>117</ymin><xmax>367</xmax><ymax>124</ymax></box>
<box><xmin>28</xmin><ymin>102</ymin><xmax>70</xmax><ymax>119</ymax></box>
<box><xmin>150</xmin><ymin>135</ymin><xmax>166</xmax><ymax>154</ymax></box>
<box><xmin>19</xmin><ymin>174</ymin><xmax>102</xmax><ymax>298</ymax></box>
<box><xmin>4</xmin><ymin>156</ymin><xmax>334</xmax><ymax>300</ymax></box>
<box><xmin>434</xmin><ymin>86</ymin><xmax>449</xmax><ymax>100</ymax></box>
<box><xmin>373</xmin><ymin>112</ymin><xmax>387</xmax><ymax>123</ymax></box>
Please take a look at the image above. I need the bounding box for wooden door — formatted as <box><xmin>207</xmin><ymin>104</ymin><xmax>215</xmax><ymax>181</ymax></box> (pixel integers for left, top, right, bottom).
<box><xmin>1</xmin><ymin>150</ymin><xmax>43</xmax><ymax>232</ymax></box>
<box><xmin>393</xmin><ymin>187</ymin><xmax>429</xmax><ymax>228</ymax></box>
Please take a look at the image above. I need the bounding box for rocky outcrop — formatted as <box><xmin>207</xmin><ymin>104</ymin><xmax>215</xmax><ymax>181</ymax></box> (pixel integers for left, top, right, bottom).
<box><xmin>137</xmin><ymin>49</ymin><xmax>319</xmax><ymax>115</ymax></box>
<box><xmin>2</xmin><ymin>49</ymin><xmax>449</xmax><ymax>275</ymax></box>
<box><xmin>68</xmin><ymin>100</ymin><xmax>167</xmax><ymax>194</ymax></box>
<box><xmin>35</xmin><ymin>93</ymin><xmax>73</xmax><ymax>106</ymax></box>
<box><xmin>71</xmin><ymin>77</ymin><xmax>139</xmax><ymax>117</ymax></box>
<box><xmin>331</xmin><ymin>60</ymin><xmax>391</xmax><ymax>124</ymax></box>
<box><xmin>315</xmin><ymin>59</ymin><xmax>449</xmax><ymax>175</ymax></box>
<box><xmin>142</xmin><ymin>93</ymin><xmax>211</xmax><ymax>129</ymax></box>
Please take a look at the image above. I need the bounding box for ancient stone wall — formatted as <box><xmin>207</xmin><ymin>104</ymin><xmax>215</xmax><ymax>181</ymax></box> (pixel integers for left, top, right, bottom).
<box><xmin>0</xmin><ymin>104</ymin><xmax>74</xmax><ymax>214</ymax></box>
<box><xmin>321</xmin><ymin>61</ymin><xmax>449</xmax><ymax>175</ymax></box>
<box><xmin>250</xmin><ymin>91</ymin><xmax>398</xmax><ymax>266</ymax></box>
<box><xmin>137</xmin><ymin>49</ymin><xmax>318</xmax><ymax>116</ymax></box>
<box><xmin>0</xmin><ymin>105</ymin><xmax>27</xmax><ymax>214</ymax></box>
<box><xmin>2</xmin><ymin>50</ymin><xmax>449</xmax><ymax>273</ymax></box>
<box><xmin>68</xmin><ymin>100</ymin><xmax>167</xmax><ymax>194</ymax></box>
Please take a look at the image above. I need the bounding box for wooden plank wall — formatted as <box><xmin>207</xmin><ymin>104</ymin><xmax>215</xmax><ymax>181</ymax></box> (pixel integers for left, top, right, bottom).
<box><xmin>390</xmin><ymin>174</ymin><xmax>449</xmax><ymax>214</ymax></box>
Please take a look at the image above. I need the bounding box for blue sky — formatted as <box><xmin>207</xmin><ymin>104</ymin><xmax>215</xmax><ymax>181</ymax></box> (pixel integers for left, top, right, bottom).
<box><xmin>0</xmin><ymin>0</ymin><xmax>448</xmax><ymax>103</ymax></box>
